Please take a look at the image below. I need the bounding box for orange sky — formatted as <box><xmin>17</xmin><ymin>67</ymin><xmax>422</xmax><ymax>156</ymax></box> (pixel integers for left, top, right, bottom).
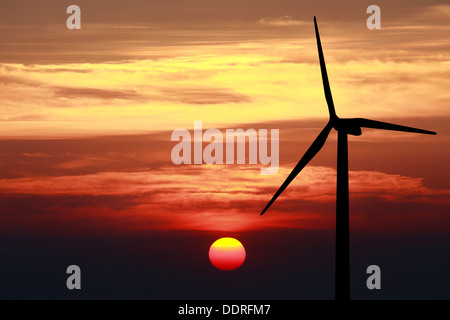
<box><xmin>0</xmin><ymin>0</ymin><xmax>449</xmax><ymax>235</ymax></box>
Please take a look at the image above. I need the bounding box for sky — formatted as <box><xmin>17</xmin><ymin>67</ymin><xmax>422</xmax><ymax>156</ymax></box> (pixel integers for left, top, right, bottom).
<box><xmin>0</xmin><ymin>0</ymin><xmax>449</xmax><ymax>299</ymax></box>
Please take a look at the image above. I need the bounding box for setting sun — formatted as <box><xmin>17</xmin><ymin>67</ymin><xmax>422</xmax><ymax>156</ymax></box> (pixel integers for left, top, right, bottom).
<box><xmin>209</xmin><ymin>237</ymin><xmax>246</xmax><ymax>271</ymax></box>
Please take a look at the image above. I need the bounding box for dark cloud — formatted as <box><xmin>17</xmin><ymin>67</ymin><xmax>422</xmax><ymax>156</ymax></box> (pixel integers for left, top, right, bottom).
<box><xmin>0</xmin><ymin>71</ymin><xmax>252</xmax><ymax>105</ymax></box>
<box><xmin>4</xmin><ymin>114</ymin><xmax>48</xmax><ymax>121</ymax></box>
<box><xmin>0</xmin><ymin>133</ymin><xmax>171</xmax><ymax>178</ymax></box>
<box><xmin>54</xmin><ymin>87</ymin><xmax>146</xmax><ymax>100</ymax></box>
<box><xmin>258</xmin><ymin>16</ymin><xmax>305</xmax><ymax>26</ymax></box>
<box><xmin>0</xmin><ymin>75</ymin><xmax>42</xmax><ymax>87</ymax></box>
<box><xmin>28</xmin><ymin>68</ymin><xmax>93</xmax><ymax>74</ymax></box>
<box><xmin>1</xmin><ymin>1</ymin><xmax>448</xmax><ymax>64</ymax></box>
<box><xmin>0</xmin><ymin>116</ymin><xmax>448</xmax><ymax>187</ymax></box>
<box><xmin>0</xmin><ymin>174</ymin><xmax>448</xmax><ymax>235</ymax></box>
<box><xmin>159</xmin><ymin>87</ymin><xmax>251</xmax><ymax>105</ymax></box>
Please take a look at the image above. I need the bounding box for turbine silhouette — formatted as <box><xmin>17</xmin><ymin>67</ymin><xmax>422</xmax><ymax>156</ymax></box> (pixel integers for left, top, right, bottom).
<box><xmin>260</xmin><ymin>17</ymin><xmax>436</xmax><ymax>300</ymax></box>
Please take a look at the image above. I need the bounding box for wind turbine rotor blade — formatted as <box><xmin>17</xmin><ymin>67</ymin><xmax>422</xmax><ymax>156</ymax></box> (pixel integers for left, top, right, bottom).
<box><xmin>260</xmin><ymin>122</ymin><xmax>333</xmax><ymax>215</ymax></box>
<box><xmin>352</xmin><ymin>118</ymin><xmax>437</xmax><ymax>135</ymax></box>
<box><xmin>314</xmin><ymin>16</ymin><xmax>336</xmax><ymax>118</ymax></box>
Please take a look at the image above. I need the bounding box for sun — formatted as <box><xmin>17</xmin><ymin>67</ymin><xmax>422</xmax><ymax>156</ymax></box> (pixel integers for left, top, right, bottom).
<box><xmin>209</xmin><ymin>237</ymin><xmax>246</xmax><ymax>271</ymax></box>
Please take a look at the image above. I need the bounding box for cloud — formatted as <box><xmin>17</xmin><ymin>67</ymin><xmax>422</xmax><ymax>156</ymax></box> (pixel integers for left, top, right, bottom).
<box><xmin>22</xmin><ymin>152</ymin><xmax>51</xmax><ymax>158</ymax></box>
<box><xmin>54</xmin><ymin>87</ymin><xmax>146</xmax><ymax>101</ymax></box>
<box><xmin>258</xmin><ymin>15</ymin><xmax>304</xmax><ymax>26</ymax></box>
<box><xmin>4</xmin><ymin>114</ymin><xmax>47</xmax><ymax>121</ymax></box>
<box><xmin>0</xmin><ymin>75</ymin><xmax>42</xmax><ymax>87</ymax></box>
<box><xmin>158</xmin><ymin>87</ymin><xmax>252</xmax><ymax>105</ymax></box>
<box><xmin>1</xmin><ymin>20</ymin><xmax>450</xmax><ymax>136</ymax></box>
<box><xmin>0</xmin><ymin>1</ymin><xmax>447</xmax><ymax>238</ymax></box>
<box><xmin>0</xmin><ymin>165</ymin><xmax>448</xmax><ymax>234</ymax></box>
<box><xmin>421</xmin><ymin>4</ymin><xmax>450</xmax><ymax>20</ymax></box>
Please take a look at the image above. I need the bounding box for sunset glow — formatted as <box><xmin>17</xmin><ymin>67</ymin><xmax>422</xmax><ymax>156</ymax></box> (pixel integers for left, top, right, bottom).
<box><xmin>1</xmin><ymin>0</ymin><xmax>449</xmax><ymax>300</ymax></box>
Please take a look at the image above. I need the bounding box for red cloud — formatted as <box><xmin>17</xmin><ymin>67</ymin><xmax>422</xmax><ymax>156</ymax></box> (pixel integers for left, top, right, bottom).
<box><xmin>1</xmin><ymin>165</ymin><xmax>448</xmax><ymax>235</ymax></box>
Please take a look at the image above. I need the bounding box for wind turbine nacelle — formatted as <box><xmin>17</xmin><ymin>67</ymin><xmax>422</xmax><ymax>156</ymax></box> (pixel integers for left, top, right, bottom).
<box><xmin>345</xmin><ymin>127</ymin><xmax>362</xmax><ymax>136</ymax></box>
<box><xmin>332</xmin><ymin>120</ymin><xmax>362</xmax><ymax>136</ymax></box>
<box><xmin>332</xmin><ymin>118</ymin><xmax>362</xmax><ymax>136</ymax></box>
<box><xmin>334</xmin><ymin>126</ymin><xmax>362</xmax><ymax>136</ymax></box>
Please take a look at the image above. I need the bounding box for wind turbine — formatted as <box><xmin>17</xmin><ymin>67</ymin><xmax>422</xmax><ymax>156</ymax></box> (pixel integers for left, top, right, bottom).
<box><xmin>260</xmin><ymin>17</ymin><xmax>436</xmax><ymax>300</ymax></box>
